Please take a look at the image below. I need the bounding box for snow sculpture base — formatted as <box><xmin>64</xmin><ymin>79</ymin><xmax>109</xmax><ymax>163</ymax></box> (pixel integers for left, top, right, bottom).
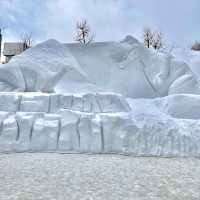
<box><xmin>0</xmin><ymin>92</ymin><xmax>199</xmax><ymax>157</ymax></box>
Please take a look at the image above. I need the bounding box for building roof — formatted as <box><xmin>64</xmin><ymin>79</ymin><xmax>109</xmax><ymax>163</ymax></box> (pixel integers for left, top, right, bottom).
<box><xmin>3</xmin><ymin>42</ymin><xmax>27</xmax><ymax>56</ymax></box>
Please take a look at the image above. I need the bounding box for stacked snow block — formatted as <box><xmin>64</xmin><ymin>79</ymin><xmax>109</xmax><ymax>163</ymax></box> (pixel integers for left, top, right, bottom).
<box><xmin>0</xmin><ymin>93</ymin><xmax>131</xmax><ymax>153</ymax></box>
<box><xmin>0</xmin><ymin>93</ymin><xmax>130</xmax><ymax>113</ymax></box>
<box><xmin>0</xmin><ymin>93</ymin><xmax>200</xmax><ymax>157</ymax></box>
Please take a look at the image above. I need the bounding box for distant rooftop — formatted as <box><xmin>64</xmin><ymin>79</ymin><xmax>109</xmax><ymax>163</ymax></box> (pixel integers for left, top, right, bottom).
<box><xmin>3</xmin><ymin>42</ymin><xmax>27</xmax><ymax>56</ymax></box>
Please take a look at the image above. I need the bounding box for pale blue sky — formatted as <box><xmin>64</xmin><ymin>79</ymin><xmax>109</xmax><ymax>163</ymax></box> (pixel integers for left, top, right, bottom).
<box><xmin>0</xmin><ymin>0</ymin><xmax>199</xmax><ymax>47</ymax></box>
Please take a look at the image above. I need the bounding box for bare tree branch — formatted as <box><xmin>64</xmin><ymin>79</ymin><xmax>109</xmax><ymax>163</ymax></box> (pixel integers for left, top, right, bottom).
<box><xmin>152</xmin><ymin>31</ymin><xmax>164</xmax><ymax>50</ymax></box>
<box><xmin>74</xmin><ymin>20</ymin><xmax>94</xmax><ymax>45</ymax></box>
<box><xmin>143</xmin><ymin>28</ymin><xmax>154</xmax><ymax>48</ymax></box>
<box><xmin>20</xmin><ymin>32</ymin><xmax>34</xmax><ymax>49</ymax></box>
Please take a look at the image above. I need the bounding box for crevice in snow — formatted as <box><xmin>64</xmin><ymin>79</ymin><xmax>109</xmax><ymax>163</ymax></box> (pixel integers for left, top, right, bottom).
<box><xmin>95</xmin><ymin>95</ymin><xmax>102</xmax><ymax>112</ymax></box>
<box><xmin>140</xmin><ymin>59</ymin><xmax>160</xmax><ymax>97</ymax></box>
<box><xmin>100</xmin><ymin>120</ymin><xmax>104</xmax><ymax>152</ymax></box>
<box><xmin>17</xmin><ymin>95</ymin><xmax>22</xmax><ymax>112</ymax></box>
<box><xmin>15</xmin><ymin>117</ymin><xmax>20</xmax><ymax>141</ymax></box>
<box><xmin>0</xmin><ymin>121</ymin><xmax>3</xmax><ymax>137</ymax></box>
<box><xmin>29</xmin><ymin>118</ymin><xmax>36</xmax><ymax>142</ymax></box>
<box><xmin>76</xmin><ymin>116</ymin><xmax>81</xmax><ymax>148</ymax></box>
<box><xmin>56</xmin><ymin>118</ymin><xmax>61</xmax><ymax>149</ymax></box>
<box><xmin>48</xmin><ymin>96</ymin><xmax>51</xmax><ymax>113</ymax></box>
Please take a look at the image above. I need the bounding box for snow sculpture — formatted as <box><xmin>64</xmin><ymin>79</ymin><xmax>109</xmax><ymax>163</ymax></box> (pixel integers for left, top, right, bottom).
<box><xmin>0</xmin><ymin>36</ymin><xmax>200</xmax><ymax>157</ymax></box>
<box><xmin>0</xmin><ymin>37</ymin><xmax>199</xmax><ymax>97</ymax></box>
<box><xmin>0</xmin><ymin>93</ymin><xmax>200</xmax><ymax>157</ymax></box>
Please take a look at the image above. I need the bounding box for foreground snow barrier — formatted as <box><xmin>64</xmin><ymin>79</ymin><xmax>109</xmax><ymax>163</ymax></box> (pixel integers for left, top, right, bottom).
<box><xmin>0</xmin><ymin>93</ymin><xmax>200</xmax><ymax>157</ymax></box>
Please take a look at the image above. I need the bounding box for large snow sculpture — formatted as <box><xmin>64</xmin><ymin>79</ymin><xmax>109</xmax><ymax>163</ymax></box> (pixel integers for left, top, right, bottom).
<box><xmin>0</xmin><ymin>37</ymin><xmax>199</xmax><ymax>97</ymax></box>
<box><xmin>0</xmin><ymin>37</ymin><xmax>200</xmax><ymax>157</ymax></box>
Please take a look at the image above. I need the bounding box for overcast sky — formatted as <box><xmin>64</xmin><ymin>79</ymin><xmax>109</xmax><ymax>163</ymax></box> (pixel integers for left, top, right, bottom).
<box><xmin>0</xmin><ymin>0</ymin><xmax>199</xmax><ymax>47</ymax></box>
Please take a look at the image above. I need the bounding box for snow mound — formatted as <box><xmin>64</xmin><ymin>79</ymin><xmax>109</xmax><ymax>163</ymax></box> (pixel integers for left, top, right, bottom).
<box><xmin>172</xmin><ymin>48</ymin><xmax>200</xmax><ymax>77</ymax></box>
<box><xmin>0</xmin><ymin>38</ymin><xmax>199</xmax><ymax>97</ymax></box>
<box><xmin>154</xmin><ymin>94</ymin><xmax>200</xmax><ymax>119</ymax></box>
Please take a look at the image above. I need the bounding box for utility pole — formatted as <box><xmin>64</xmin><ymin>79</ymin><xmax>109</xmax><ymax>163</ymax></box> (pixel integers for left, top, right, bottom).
<box><xmin>0</xmin><ymin>29</ymin><xmax>2</xmax><ymax>63</ymax></box>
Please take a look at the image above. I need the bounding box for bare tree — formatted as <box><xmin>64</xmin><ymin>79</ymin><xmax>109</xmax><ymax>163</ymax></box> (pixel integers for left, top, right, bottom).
<box><xmin>20</xmin><ymin>32</ymin><xmax>34</xmax><ymax>49</ymax></box>
<box><xmin>143</xmin><ymin>28</ymin><xmax>154</xmax><ymax>48</ymax></box>
<box><xmin>152</xmin><ymin>31</ymin><xmax>164</xmax><ymax>50</ymax></box>
<box><xmin>75</xmin><ymin>20</ymin><xmax>94</xmax><ymax>44</ymax></box>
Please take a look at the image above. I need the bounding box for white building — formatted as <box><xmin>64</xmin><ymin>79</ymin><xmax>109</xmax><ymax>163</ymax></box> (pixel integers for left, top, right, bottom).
<box><xmin>3</xmin><ymin>42</ymin><xmax>28</xmax><ymax>63</ymax></box>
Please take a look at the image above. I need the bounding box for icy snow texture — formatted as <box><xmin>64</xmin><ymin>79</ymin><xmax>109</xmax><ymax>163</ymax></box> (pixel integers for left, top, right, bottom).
<box><xmin>0</xmin><ymin>37</ymin><xmax>200</xmax><ymax>98</ymax></box>
<box><xmin>0</xmin><ymin>92</ymin><xmax>199</xmax><ymax>157</ymax></box>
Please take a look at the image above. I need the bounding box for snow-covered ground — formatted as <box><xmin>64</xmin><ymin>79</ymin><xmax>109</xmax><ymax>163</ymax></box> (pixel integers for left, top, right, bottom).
<box><xmin>0</xmin><ymin>153</ymin><xmax>199</xmax><ymax>200</ymax></box>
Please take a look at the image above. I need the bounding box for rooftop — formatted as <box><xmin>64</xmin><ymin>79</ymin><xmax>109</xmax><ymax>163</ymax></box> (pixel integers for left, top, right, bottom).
<box><xmin>3</xmin><ymin>42</ymin><xmax>27</xmax><ymax>56</ymax></box>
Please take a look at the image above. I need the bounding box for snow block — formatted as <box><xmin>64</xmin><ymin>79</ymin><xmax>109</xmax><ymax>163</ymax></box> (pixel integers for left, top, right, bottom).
<box><xmin>58</xmin><ymin>110</ymin><xmax>80</xmax><ymax>151</ymax></box>
<box><xmin>161</xmin><ymin>94</ymin><xmax>200</xmax><ymax>119</ymax></box>
<box><xmin>79</xmin><ymin>115</ymin><xmax>93</xmax><ymax>152</ymax></box>
<box><xmin>49</xmin><ymin>94</ymin><xmax>61</xmax><ymax>113</ymax></box>
<box><xmin>30</xmin><ymin>118</ymin><xmax>46</xmax><ymax>151</ymax></box>
<box><xmin>96</xmin><ymin>93</ymin><xmax>130</xmax><ymax>113</ymax></box>
<box><xmin>0</xmin><ymin>94</ymin><xmax>20</xmax><ymax>112</ymax></box>
<box><xmin>82</xmin><ymin>94</ymin><xmax>101</xmax><ymax>113</ymax></box>
<box><xmin>14</xmin><ymin>113</ymin><xmax>43</xmax><ymax>152</ymax></box>
<box><xmin>59</xmin><ymin>94</ymin><xmax>73</xmax><ymax>110</ymax></box>
<box><xmin>44</xmin><ymin>114</ymin><xmax>60</xmax><ymax>151</ymax></box>
<box><xmin>0</xmin><ymin>92</ymin><xmax>199</xmax><ymax>157</ymax></box>
<box><xmin>0</xmin><ymin>115</ymin><xmax>18</xmax><ymax>151</ymax></box>
<box><xmin>20</xmin><ymin>94</ymin><xmax>49</xmax><ymax>112</ymax></box>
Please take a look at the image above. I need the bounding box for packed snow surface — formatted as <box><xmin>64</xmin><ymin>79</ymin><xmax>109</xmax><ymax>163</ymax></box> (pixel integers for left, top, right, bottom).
<box><xmin>0</xmin><ymin>153</ymin><xmax>199</xmax><ymax>200</ymax></box>
<box><xmin>0</xmin><ymin>37</ymin><xmax>200</xmax><ymax>157</ymax></box>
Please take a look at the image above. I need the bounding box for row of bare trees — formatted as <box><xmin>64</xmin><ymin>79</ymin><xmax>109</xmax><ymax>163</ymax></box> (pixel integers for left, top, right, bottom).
<box><xmin>75</xmin><ymin>20</ymin><xmax>165</xmax><ymax>50</ymax></box>
<box><xmin>143</xmin><ymin>28</ymin><xmax>164</xmax><ymax>50</ymax></box>
<box><xmin>20</xmin><ymin>32</ymin><xmax>34</xmax><ymax>49</ymax></box>
<box><xmin>20</xmin><ymin>20</ymin><xmax>94</xmax><ymax>47</ymax></box>
<box><xmin>74</xmin><ymin>20</ymin><xmax>200</xmax><ymax>52</ymax></box>
<box><xmin>2</xmin><ymin>19</ymin><xmax>200</xmax><ymax>52</ymax></box>
<box><xmin>143</xmin><ymin>28</ymin><xmax>200</xmax><ymax>52</ymax></box>
<box><xmin>3</xmin><ymin>20</ymin><xmax>163</xmax><ymax>50</ymax></box>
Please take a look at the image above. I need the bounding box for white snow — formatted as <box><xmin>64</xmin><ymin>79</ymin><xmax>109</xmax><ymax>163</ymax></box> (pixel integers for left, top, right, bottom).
<box><xmin>0</xmin><ymin>37</ymin><xmax>200</xmax><ymax>98</ymax></box>
<box><xmin>0</xmin><ymin>37</ymin><xmax>200</xmax><ymax>157</ymax></box>
<box><xmin>0</xmin><ymin>92</ymin><xmax>199</xmax><ymax>157</ymax></box>
<box><xmin>172</xmin><ymin>48</ymin><xmax>200</xmax><ymax>77</ymax></box>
